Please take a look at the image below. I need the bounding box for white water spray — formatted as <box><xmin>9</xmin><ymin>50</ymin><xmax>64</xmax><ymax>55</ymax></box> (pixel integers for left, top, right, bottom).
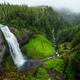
<box><xmin>0</xmin><ymin>24</ymin><xmax>27</xmax><ymax>69</ymax></box>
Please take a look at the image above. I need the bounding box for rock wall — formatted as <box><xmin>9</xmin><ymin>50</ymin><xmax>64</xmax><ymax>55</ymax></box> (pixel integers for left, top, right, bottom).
<box><xmin>0</xmin><ymin>31</ymin><xmax>6</xmax><ymax>64</ymax></box>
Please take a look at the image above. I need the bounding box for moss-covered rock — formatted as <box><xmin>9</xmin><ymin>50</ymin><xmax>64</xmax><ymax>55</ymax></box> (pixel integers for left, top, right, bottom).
<box><xmin>22</xmin><ymin>34</ymin><xmax>55</xmax><ymax>59</ymax></box>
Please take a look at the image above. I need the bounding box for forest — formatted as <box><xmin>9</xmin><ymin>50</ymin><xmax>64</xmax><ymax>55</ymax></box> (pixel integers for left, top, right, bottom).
<box><xmin>0</xmin><ymin>4</ymin><xmax>80</xmax><ymax>80</ymax></box>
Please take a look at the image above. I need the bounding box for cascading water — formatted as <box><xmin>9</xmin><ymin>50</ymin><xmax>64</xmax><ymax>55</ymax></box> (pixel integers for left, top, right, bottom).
<box><xmin>0</xmin><ymin>24</ymin><xmax>28</xmax><ymax>70</ymax></box>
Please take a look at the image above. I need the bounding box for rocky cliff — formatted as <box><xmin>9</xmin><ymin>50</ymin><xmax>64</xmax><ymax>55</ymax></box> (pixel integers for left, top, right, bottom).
<box><xmin>0</xmin><ymin>30</ymin><xmax>6</xmax><ymax>64</ymax></box>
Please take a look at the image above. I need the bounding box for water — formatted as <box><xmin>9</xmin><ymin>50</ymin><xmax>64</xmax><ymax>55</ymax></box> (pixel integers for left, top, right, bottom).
<box><xmin>0</xmin><ymin>24</ymin><xmax>27</xmax><ymax>69</ymax></box>
<box><xmin>52</xmin><ymin>29</ymin><xmax>59</xmax><ymax>57</ymax></box>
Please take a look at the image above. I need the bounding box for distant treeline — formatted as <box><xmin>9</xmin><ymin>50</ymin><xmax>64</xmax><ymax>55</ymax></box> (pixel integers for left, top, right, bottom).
<box><xmin>0</xmin><ymin>4</ymin><xmax>70</xmax><ymax>41</ymax></box>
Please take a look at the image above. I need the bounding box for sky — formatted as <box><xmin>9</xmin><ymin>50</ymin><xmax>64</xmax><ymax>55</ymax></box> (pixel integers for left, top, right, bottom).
<box><xmin>0</xmin><ymin>0</ymin><xmax>80</xmax><ymax>13</ymax></box>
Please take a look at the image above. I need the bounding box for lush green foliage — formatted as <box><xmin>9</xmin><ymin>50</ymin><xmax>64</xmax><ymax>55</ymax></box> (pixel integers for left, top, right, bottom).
<box><xmin>3</xmin><ymin>55</ymin><xmax>14</xmax><ymax>69</ymax></box>
<box><xmin>36</xmin><ymin>67</ymin><xmax>50</xmax><ymax>80</ymax></box>
<box><xmin>44</xmin><ymin>58</ymin><xmax>64</xmax><ymax>72</ymax></box>
<box><xmin>22</xmin><ymin>35</ymin><xmax>55</xmax><ymax>59</ymax></box>
<box><xmin>0</xmin><ymin>4</ymin><xmax>70</xmax><ymax>41</ymax></box>
<box><xmin>0</xmin><ymin>3</ymin><xmax>80</xmax><ymax>80</ymax></box>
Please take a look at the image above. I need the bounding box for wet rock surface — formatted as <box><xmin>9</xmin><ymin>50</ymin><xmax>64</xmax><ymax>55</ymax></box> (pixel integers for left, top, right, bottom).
<box><xmin>0</xmin><ymin>31</ymin><xmax>6</xmax><ymax>64</ymax></box>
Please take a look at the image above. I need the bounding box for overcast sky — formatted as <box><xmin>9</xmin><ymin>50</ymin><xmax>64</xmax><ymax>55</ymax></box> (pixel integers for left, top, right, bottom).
<box><xmin>0</xmin><ymin>0</ymin><xmax>80</xmax><ymax>13</ymax></box>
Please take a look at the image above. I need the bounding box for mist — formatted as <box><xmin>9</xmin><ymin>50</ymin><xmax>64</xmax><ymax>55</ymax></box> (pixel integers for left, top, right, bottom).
<box><xmin>0</xmin><ymin>0</ymin><xmax>80</xmax><ymax>13</ymax></box>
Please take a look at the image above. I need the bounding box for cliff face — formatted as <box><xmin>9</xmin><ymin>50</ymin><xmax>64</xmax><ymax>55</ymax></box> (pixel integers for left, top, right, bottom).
<box><xmin>0</xmin><ymin>31</ymin><xmax>6</xmax><ymax>64</ymax></box>
<box><xmin>0</xmin><ymin>27</ymin><xmax>32</xmax><ymax>65</ymax></box>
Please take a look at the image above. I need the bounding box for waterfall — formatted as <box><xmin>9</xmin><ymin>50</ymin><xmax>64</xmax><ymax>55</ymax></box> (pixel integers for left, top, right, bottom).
<box><xmin>0</xmin><ymin>24</ymin><xmax>27</xmax><ymax>69</ymax></box>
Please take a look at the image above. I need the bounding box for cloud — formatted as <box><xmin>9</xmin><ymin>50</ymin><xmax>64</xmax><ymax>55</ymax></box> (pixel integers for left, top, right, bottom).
<box><xmin>0</xmin><ymin>0</ymin><xmax>80</xmax><ymax>13</ymax></box>
<box><xmin>52</xmin><ymin>0</ymin><xmax>80</xmax><ymax>13</ymax></box>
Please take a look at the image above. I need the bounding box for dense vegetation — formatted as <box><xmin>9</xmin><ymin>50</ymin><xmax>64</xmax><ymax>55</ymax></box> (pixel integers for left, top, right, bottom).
<box><xmin>0</xmin><ymin>4</ymin><xmax>80</xmax><ymax>80</ymax></box>
<box><xmin>22</xmin><ymin>35</ymin><xmax>55</xmax><ymax>59</ymax></box>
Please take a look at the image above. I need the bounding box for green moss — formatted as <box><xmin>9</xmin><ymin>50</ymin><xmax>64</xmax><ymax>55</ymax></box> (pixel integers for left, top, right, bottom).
<box><xmin>36</xmin><ymin>67</ymin><xmax>51</xmax><ymax>80</ymax></box>
<box><xmin>22</xmin><ymin>35</ymin><xmax>55</xmax><ymax>59</ymax></box>
<box><xmin>3</xmin><ymin>55</ymin><xmax>14</xmax><ymax>69</ymax></box>
<box><xmin>44</xmin><ymin>58</ymin><xmax>64</xmax><ymax>72</ymax></box>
